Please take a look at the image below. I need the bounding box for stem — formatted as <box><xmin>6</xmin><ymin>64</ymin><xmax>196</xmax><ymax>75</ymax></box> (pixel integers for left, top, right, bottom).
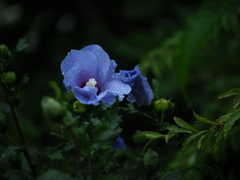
<box><xmin>1</xmin><ymin>83</ymin><xmax>37</xmax><ymax>179</ymax></box>
<box><xmin>66</xmin><ymin>125</ymin><xmax>87</xmax><ymax>180</ymax></box>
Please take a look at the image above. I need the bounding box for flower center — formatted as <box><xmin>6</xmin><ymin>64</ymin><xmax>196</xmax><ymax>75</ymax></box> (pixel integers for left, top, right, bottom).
<box><xmin>86</xmin><ymin>78</ymin><xmax>97</xmax><ymax>87</ymax></box>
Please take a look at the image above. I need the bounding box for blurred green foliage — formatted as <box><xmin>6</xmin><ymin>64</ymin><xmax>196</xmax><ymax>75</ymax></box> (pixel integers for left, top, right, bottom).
<box><xmin>1</xmin><ymin>0</ymin><xmax>240</xmax><ymax>179</ymax></box>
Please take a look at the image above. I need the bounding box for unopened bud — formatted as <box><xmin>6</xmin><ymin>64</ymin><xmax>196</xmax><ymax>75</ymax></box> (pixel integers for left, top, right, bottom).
<box><xmin>73</xmin><ymin>100</ymin><xmax>86</xmax><ymax>114</ymax></box>
<box><xmin>1</xmin><ymin>72</ymin><xmax>16</xmax><ymax>85</ymax></box>
<box><xmin>154</xmin><ymin>98</ymin><xmax>172</xmax><ymax>112</ymax></box>
<box><xmin>41</xmin><ymin>96</ymin><xmax>65</xmax><ymax>120</ymax></box>
<box><xmin>0</xmin><ymin>44</ymin><xmax>10</xmax><ymax>59</ymax></box>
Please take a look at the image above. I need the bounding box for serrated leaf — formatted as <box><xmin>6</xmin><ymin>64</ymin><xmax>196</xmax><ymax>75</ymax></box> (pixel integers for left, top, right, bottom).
<box><xmin>15</xmin><ymin>34</ymin><xmax>30</xmax><ymax>52</ymax></box>
<box><xmin>174</xmin><ymin>117</ymin><xmax>198</xmax><ymax>132</ymax></box>
<box><xmin>218</xmin><ymin>88</ymin><xmax>240</xmax><ymax>99</ymax></box>
<box><xmin>182</xmin><ymin>131</ymin><xmax>206</xmax><ymax>151</ymax></box>
<box><xmin>223</xmin><ymin>107</ymin><xmax>240</xmax><ymax>139</ymax></box>
<box><xmin>193</xmin><ymin>110</ymin><xmax>221</xmax><ymax>125</ymax></box>
<box><xmin>213</xmin><ymin>128</ymin><xmax>224</xmax><ymax>153</ymax></box>
<box><xmin>143</xmin><ymin>131</ymin><xmax>165</xmax><ymax>139</ymax></box>
<box><xmin>143</xmin><ymin>148</ymin><xmax>158</xmax><ymax>168</ymax></box>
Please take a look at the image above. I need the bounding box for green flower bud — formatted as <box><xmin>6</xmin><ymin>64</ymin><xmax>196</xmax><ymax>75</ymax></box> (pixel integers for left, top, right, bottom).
<box><xmin>0</xmin><ymin>112</ymin><xmax>7</xmax><ymax>132</ymax></box>
<box><xmin>0</xmin><ymin>44</ymin><xmax>10</xmax><ymax>59</ymax></box>
<box><xmin>73</xmin><ymin>100</ymin><xmax>86</xmax><ymax>114</ymax></box>
<box><xmin>1</xmin><ymin>72</ymin><xmax>16</xmax><ymax>85</ymax></box>
<box><xmin>41</xmin><ymin>96</ymin><xmax>65</xmax><ymax>120</ymax></box>
<box><xmin>154</xmin><ymin>98</ymin><xmax>172</xmax><ymax>112</ymax></box>
<box><xmin>133</xmin><ymin>131</ymin><xmax>147</xmax><ymax>144</ymax></box>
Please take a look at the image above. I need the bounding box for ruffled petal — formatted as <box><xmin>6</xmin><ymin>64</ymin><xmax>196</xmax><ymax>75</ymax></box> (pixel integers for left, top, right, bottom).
<box><xmin>120</xmin><ymin>65</ymin><xmax>153</xmax><ymax>106</ymax></box>
<box><xmin>100</xmin><ymin>80</ymin><xmax>132</xmax><ymax>102</ymax></box>
<box><xmin>72</xmin><ymin>86</ymin><xmax>99</xmax><ymax>105</ymax></box>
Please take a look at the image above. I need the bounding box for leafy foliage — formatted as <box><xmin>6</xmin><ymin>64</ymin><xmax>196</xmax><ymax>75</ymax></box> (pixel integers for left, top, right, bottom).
<box><xmin>1</xmin><ymin>0</ymin><xmax>240</xmax><ymax>179</ymax></box>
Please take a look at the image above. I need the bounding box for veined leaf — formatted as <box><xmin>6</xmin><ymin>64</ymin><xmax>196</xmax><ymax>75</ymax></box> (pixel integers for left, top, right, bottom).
<box><xmin>233</xmin><ymin>95</ymin><xmax>240</xmax><ymax>109</ymax></box>
<box><xmin>213</xmin><ymin>128</ymin><xmax>224</xmax><ymax>153</ymax></box>
<box><xmin>223</xmin><ymin>107</ymin><xmax>240</xmax><ymax>139</ymax></box>
<box><xmin>197</xmin><ymin>133</ymin><xmax>208</xmax><ymax>150</ymax></box>
<box><xmin>182</xmin><ymin>131</ymin><xmax>206</xmax><ymax>151</ymax></box>
<box><xmin>174</xmin><ymin>117</ymin><xmax>198</xmax><ymax>132</ymax></box>
<box><xmin>193</xmin><ymin>110</ymin><xmax>221</xmax><ymax>125</ymax></box>
<box><xmin>218</xmin><ymin>88</ymin><xmax>240</xmax><ymax>99</ymax></box>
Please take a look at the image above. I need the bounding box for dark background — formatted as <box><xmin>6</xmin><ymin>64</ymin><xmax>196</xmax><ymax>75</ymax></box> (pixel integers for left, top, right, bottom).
<box><xmin>1</xmin><ymin>0</ymin><xmax>240</xmax><ymax>178</ymax></box>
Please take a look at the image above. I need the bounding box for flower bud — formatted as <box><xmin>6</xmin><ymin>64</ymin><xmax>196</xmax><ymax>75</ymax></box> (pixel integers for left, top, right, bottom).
<box><xmin>1</xmin><ymin>72</ymin><xmax>16</xmax><ymax>85</ymax></box>
<box><xmin>154</xmin><ymin>98</ymin><xmax>172</xmax><ymax>112</ymax></box>
<box><xmin>41</xmin><ymin>96</ymin><xmax>65</xmax><ymax>120</ymax></box>
<box><xmin>0</xmin><ymin>44</ymin><xmax>10</xmax><ymax>59</ymax></box>
<box><xmin>133</xmin><ymin>131</ymin><xmax>147</xmax><ymax>144</ymax></box>
<box><xmin>73</xmin><ymin>100</ymin><xmax>86</xmax><ymax>114</ymax></box>
<box><xmin>0</xmin><ymin>112</ymin><xmax>7</xmax><ymax>132</ymax></box>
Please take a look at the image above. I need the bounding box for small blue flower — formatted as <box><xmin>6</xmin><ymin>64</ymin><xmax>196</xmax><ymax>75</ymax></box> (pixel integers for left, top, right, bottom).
<box><xmin>112</xmin><ymin>134</ymin><xmax>126</xmax><ymax>150</ymax></box>
<box><xmin>61</xmin><ymin>45</ymin><xmax>131</xmax><ymax>106</ymax></box>
<box><xmin>119</xmin><ymin>65</ymin><xmax>154</xmax><ymax>106</ymax></box>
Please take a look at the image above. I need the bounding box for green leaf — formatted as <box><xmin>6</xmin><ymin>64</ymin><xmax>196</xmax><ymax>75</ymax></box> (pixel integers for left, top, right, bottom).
<box><xmin>15</xmin><ymin>34</ymin><xmax>30</xmax><ymax>52</ymax></box>
<box><xmin>197</xmin><ymin>133</ymin><xmax>208</xmax><ymax>150</ymax></box>
<box><xmin>37</xmin><ymin>169</ymin><xmax>77</xmax><ymax>180</ymax></box>
<box><xmin>165</xmin><ymin>133</ymin><xmax>175</xmax><ymax>144</ymax></box>
<box><xmin>48</xmin><ymin>150</ymin><xmax>64</xmax><ymax>160</ymax></box>
<box><xmin>17</xmin><ymin>73</ymin><xmax>30</xmax><ymax>91</ymax></box>
<box><xmin>50</xmin><ymin>132</ymin><xmax>63</xmax><ymax>139</ymax></box>
<box><xmin>218</xmin><ymin>88</ymin><xmax>240</xmax><ymax>99</ymax></box>
<box><xmin>143</xmin><ymin>139</ymin><xmax>158</xmax><ymax>152</ymax></box>
<box><xmin>174</xmin><ymin>117</ymin><xmax>198</xmax><ymax>132</ymax></box>
<box><xmin>182</xmin><ymin>131</ymin><xmax>206</xmax><ymax>150</ymax></box>
<box><xmin>142</xmin><ymin>131</ymin><xmax>165</xmax><ymax>139</ymax></box>
<box><xmin>213</xmin><ymin>128</ymin><xmax>224</xmax><ymax>153</ymax></box>
<box><xmin>233</xmin><ymin>95</ymin><xmax>240</xmax><ymax>109</ymax></box>
<box><xmin>166</xmin><ymin>126</ymin><xmax>192</xmax><ymax>133</ymax></box>
<box><xmin>193</xmin><ymin>110</ymin><xmax>221</xmax><ymax>125</ymax></box>
<box><xmin>143</xmin><ymin>148</ymin><xmax>159</xmax><ymax>169</ymax></box>
<box><xmin>223</xmin><ymin>107</ymin><xmax>240</xmax><ymax>139</ymax></box>
<box><xmin>176</xmin><ymin>0</ymin><xmax>229</xmax><ymax>91</ymax></box>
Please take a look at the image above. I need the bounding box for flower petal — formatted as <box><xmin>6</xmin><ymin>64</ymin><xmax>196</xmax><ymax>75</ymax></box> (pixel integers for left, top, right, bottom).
<box><xmin>100</xmin><ymin>80</ymin><xmax>132</xmax><ymax>102</ymax></box>
<box><xmin>120</xmin><ymin>65</ymin><xmax>154</xmax><ymax>106</ymax></box>
<box><xmin>72</xmin><ymin>86</ymin><xmax>99</xmax><ymax>105</ymax></box>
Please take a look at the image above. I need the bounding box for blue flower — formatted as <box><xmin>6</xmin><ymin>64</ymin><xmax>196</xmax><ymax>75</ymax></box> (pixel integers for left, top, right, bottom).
<box><xmin>112</xmin><ymin>134</ymin><xmax>126</xmax><ymax>150</ymax></box>
<box><xmin>119</xmin><ymin>65</ymin><xmax>154</xmax><ymax>106</ymax></box>
<box><xmin>61</xmin><ymin>45</ymin><xmax>131</xmax><ymax>106</ymax></box>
